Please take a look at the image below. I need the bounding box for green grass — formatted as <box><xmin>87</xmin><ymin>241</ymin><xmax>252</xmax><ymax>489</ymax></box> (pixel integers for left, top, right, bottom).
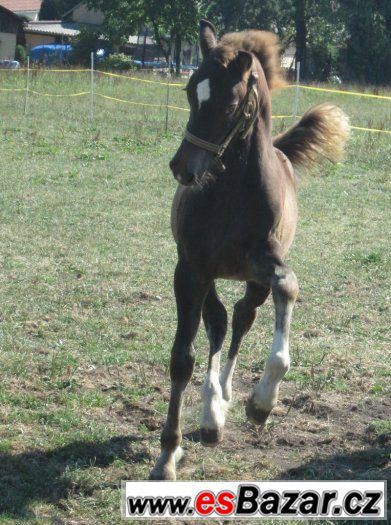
<box><xmin>0</xmin><ymin>69</ymin><xmax>390</xmax><ymax>523</ymax></box>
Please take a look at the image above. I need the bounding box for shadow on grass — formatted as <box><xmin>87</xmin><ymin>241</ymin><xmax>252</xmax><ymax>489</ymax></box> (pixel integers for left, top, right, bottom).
<box><xmin>279</xmin><ymin>446</ymin><xmax>390</xmax><ymax>480</ymax></box>
<box><xmin>279</xmin><ymin>447</ymin><xmax>390</xmax><ymax>524</ymax></box>
<box><xmin>0</xmin><ymin>434</ymin><xmax>150</xmax><ymax>518</ymax></box>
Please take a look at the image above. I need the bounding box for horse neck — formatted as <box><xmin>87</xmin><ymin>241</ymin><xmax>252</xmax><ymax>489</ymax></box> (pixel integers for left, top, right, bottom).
<box><xmin>225</xmin><ymin>100</ymin><xmax>274</xmax><ymax>184</ymax></box>
<box><xmin>250</xmin><ymin>107</ymin><xmax>273</xmax><ymax>164</ymax></box>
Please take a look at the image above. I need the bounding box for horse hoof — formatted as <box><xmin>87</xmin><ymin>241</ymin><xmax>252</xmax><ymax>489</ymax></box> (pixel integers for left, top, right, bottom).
<box><xmin>200</xmin><ymin>427</ymin><xmax>223</xmax><ymax>447</ymax></box>
<box><xmin>246</xmin><ymin>397</ymin><xmax>271</xmax><ymax>426</ymax></box>
<box><xmin>149</xmin><ymin>466</ymin><xmax>176</xmax><ymax>481</ymax></box>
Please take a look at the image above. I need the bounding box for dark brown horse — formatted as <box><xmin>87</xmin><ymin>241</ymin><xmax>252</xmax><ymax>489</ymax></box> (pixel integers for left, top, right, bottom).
<box><xmin>150</xmin><ymin>20</ymin><xmax>349</xmax><ymax>480</ymax></box>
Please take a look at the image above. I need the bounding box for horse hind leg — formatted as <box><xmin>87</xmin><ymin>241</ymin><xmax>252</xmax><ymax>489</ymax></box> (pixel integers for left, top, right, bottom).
<box><xmin>246</xmin><ymin>264</ymin><xmax>298</xmax><ymax>426</ymax></box>
<box><xmin>200</xmin><ymin>283</ymin><xmax>228</xmax><ymax>447</ymax></box>
<box><xmin>220</xmin><ymin>282</ymin><xmax>270</xmax><ymax>404</ymax></box>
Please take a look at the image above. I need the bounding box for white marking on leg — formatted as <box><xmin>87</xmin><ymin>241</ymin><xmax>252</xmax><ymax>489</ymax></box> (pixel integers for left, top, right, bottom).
<box><xmin>219</xmin><ymin>357</ymin><xmax>237</xmax><ymax>403</ymax></box>
<box><xmin>196</xmin><ymin>78</ymin><xmax>210</xmax><ymax>109</ymax></box>
<box><xmin>253</xmin><ymin>330</ymin><xmax>290</xmax><ymax>411</ymax></box>
<box><xmin>151</xmin><ymin>446</ymin><xmax>184</xmax><ymax>480</ymax></box>
<box><xmin>252</xmin><ymin>298</ymin><xmax>294</xmax><ymax>412</ymax></box>
<box><xmin>201</xmin><ymin>370</ymin><xmax>225</xmax><ymax>430</ymax></box>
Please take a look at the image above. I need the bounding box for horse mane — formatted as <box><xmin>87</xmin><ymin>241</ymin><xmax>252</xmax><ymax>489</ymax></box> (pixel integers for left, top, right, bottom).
<box><xmin>218</xmin><ymin>30</ymin><xmax>286</xmax><ymax>90</ymax></box>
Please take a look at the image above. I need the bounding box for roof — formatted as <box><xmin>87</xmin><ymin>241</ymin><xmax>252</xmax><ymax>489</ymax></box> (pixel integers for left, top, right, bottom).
<box><xmin>0</xmin><ymin>0</ymin><xmax>41</xmax><ymax>12</ymax></box>
<box><xmin>25</xmin><ymin>20</ymin><xmax>80</xmax><ymax>36</ymax></box>
<box><xmin>62</xmin><ymin>1</ymin><xmax>84</xmax><ymax>19</ymax></box>
<box><xmin>0</xmin><ymin>3</ymin><xmax>23</xmax><ymax>21</ymax></box>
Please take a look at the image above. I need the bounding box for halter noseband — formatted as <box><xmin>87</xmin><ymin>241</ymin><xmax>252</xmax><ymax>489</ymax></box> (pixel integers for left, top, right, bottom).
<box><xmin>184</xmin><ymin>62</ymin><xmax>260</xmax><ymax>172</ymax></box>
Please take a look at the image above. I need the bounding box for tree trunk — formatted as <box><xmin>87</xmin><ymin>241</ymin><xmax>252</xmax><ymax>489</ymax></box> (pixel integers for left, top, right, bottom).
<box><xmin>141</xmin><ymin>30</ymin><xmax>147</xmax><ymax>66</ymax></box>
<box><xmin>174</xmin><ymin>33</ymin><xmax>181</xmax><ymax>77</ymax></box>
<box><xmin>295</xmin><ymin>0</ymin><xmax>307</xmax><ymax>78</ymax></box>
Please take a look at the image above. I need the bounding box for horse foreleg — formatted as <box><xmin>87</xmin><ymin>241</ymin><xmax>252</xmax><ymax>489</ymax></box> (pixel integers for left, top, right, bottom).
<box><xmin>246</xmin><ymin>265</ymin><xmax>298</xmax><ymax>426</ymax></box>
<box><xmin>200</xmin><ymin>283</ymin><xmax>228</xmax><ymax>446</ymax></box>
<box><xmin>149</xmin><ymin>260</ymin><xmax>209</xmax><ymax>480</ymax></box>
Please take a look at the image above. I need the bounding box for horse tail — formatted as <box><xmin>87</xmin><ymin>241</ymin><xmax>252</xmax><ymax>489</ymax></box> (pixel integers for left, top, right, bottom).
<box><xmin>273</xmin><ymin>103</ymin><xmax>350</xmax><ymax>171</ymax></box>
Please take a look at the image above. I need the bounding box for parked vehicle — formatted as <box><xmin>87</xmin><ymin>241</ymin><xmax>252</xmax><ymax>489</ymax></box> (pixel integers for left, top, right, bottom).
<box><xmin>0</xmin><ymin>60</ymin><xmax>20</xmax><ymax>69</ymax></box>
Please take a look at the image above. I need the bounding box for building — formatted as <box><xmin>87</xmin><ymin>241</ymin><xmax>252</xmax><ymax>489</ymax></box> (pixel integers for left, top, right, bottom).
<box><xmin>281</xmin><ymin>45</ymin><xmax>296</xmax><ymax>70</ymax></box>
<box><xmin>0</xmin><ymin>0</ymin><xmax>41</xmax><ymax>21</ymax></box>
<box><xmin>24</xmin><ymin>20</ymin><xmax>79</xmax><ymax>48</ymax></box>
<box><xmin>22</xmin><ymin>0</ymin><xmax>197</xmax><ymax>66</ymax></box>
<box><xmin>0</xmin><ymin>4</ymin><xmax>24</xmax><ymax>59</ymax></box>
<box><xmin>24</xmin><ymin>0</ymin><xmax>103</xmax><ymax>49</ymax></box>
<box><xmin>62</xmin><ymin>0</ymin><xmax>103</xmax><ymax>26</ymax></box>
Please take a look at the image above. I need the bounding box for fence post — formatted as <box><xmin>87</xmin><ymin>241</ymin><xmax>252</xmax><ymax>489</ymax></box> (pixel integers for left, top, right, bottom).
<box><xmin>24</xmin><ymin>56</ymin><xmax>30</xmax><ymax>115</ymax></box>
<box><xmin>293</xmin><ymin>61</ymin><xmax>300</xmax><ymax>120</ymax></box>
<box><xmin>90</xmin><ymin>51</ymin><xmax>94</xmax><ymax>122</ymax></box>
<box><xmin>165</xmin><ymin>62</ymin><xmax>171</xmax><ymax>133</ymax></box>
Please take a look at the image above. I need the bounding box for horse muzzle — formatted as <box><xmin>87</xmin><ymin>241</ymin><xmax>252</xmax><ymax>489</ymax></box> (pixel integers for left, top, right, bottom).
<box><xmin>169</xmin><ymin>141</ymin><xmax>212</xmax><ymax>186</ymax></box>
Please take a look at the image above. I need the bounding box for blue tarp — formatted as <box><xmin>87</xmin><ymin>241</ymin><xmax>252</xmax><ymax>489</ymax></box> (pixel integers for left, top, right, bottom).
<box><xmin>29</xmin><ymin>44</ymin><xmax>73</xmax><ymax>64</ymax></box>
<box><xmin>29</xmin><ymin>45</ymin><xmax>108</xmax><ymax>64</ymax></box>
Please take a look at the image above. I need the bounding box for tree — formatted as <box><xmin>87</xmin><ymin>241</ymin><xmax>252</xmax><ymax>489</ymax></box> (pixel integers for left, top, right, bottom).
<box><xmin>338</xmin><ymin>0</ymin><xmax>391</xmax><ymax>84</ymax></box>
<box><xmin>294</xmin><ymin>0</ymin><xmax>307</xmax><ymax>76</ymax></box>
<box><xmin>88</xmin><ymin>0</ymin><xmax>204</xmax><ymax>75</ymax></box>
<box><xmin>39</xmin><ymin>0</ymin><xmax>80</xmax><ymax>20</ymax></box>
<box><xmin>208</xmin><ymin>0</ymin><xmax>295</xmax><ymax>46</ymax></box>
<box><xmin>85</xmin><ymin>0</ymin><xmax>390</xmax><ymax>84</ymax></box>
<box><xmin>71</xmin><ymin>25</ymin><xmax>107</xmax><ymax>65</ymax></box>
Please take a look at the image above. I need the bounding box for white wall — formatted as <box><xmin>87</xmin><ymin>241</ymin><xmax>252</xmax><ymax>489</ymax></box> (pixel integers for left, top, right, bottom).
<box><xmin>0</xmin><ymin>32</ymin><xmax>16</xmax><ymax>60</ymax></box>
<box><xmin>72</xmin><ymin>4</ymin><xmax>104</xmax><ymax>25</ymax></box>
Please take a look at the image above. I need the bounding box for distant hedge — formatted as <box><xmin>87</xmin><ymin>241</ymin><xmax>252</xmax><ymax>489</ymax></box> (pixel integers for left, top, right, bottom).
<box><xmin>100</xmin><ymin>53</ymin><xmax>135</xmax><ymax>71</ymax></box>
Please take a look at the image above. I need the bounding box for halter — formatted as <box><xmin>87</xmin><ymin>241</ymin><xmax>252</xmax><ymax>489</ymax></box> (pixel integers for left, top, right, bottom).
<box><xmin>184</xmin><ymin>62</ymin><xmax>260</xmax><ymax>172</ymax></box>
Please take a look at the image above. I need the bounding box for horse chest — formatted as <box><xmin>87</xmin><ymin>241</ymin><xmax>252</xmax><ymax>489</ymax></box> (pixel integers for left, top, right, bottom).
<box><xmin>179</xmin><ymin>195</ymin><xmax>271</xmax><ymax>280</ymax></box>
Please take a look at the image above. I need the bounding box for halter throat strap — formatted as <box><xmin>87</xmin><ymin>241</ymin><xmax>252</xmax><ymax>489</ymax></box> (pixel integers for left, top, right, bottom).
<box><xmin>184</xmin><ymin>61</ymin><xmax>260</xmax><ymax>172</ymax></box>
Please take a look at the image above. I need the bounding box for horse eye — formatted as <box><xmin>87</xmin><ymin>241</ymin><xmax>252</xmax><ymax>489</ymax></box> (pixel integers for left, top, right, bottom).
<box><xmin>225</xmin><ymin>104</ymin><xmax>237</xmax><ymax>115</ymax></box>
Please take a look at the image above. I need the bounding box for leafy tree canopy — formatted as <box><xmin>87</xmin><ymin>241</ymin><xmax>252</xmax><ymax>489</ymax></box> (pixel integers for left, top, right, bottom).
<box><xmin>39</xmin><ymin>0</ymin><xmax>80</xmax><ymax>20</ymax></box>
<box><xmin>49</xmin><ymin>0</ymin><xmax>391</xmax><ymax>83</ymax></box>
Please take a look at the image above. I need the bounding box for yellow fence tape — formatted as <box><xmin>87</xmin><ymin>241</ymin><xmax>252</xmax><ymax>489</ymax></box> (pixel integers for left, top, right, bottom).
<box><xmin>96</xmin><ymin>93</ymin><xmax>189</xmax><ymax>111</ymax></box>
<box><xmin>0</xmin><ymin>68</ymin><xmax>90</xmax><ymax>73</ymax></box>
<box><xmin>350</xmin><ymin>125</ymin><xmax>391</xmax><ymax>135</ymax></box>
<box><xmin>286</xmin><ymin>84</ymin><xmax>391</xmax><ymax>100</ymax></box>
<box><xmin>96</xmin><ymin>70</ymin><xmax>184</xmax><ymax>87</ymax></box>
<box><xmin>30</xmin><ymin>89</ymin><xmax>89</xmax><ymax>97</ymax></box>
<box><xmin>96</xmin><ymin>93</ymin><xmax>296</xmax><ymax>118</ymax></box>
<box><xmin>1</xmin><ymin>81</ymin><xmax>390</xmax><ymax>134</ymax></box>
<box><xmin>2</xmin><ymin>67</ymin><xmax>391</xmax><ymax>99</ymax></box>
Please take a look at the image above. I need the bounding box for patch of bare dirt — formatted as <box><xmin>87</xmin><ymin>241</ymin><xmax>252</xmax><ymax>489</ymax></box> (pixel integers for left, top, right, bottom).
<box><xmin>137</xmin><ymin>372</ymin><xmax>390</xmax><ymax>482</ymax></box>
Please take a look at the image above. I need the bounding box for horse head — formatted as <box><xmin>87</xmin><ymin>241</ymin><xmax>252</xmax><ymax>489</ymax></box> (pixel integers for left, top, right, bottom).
<box><xmin>170</xmin><ymin>20</ymin><xmax>269</xmax><ymax>186</ymax></box>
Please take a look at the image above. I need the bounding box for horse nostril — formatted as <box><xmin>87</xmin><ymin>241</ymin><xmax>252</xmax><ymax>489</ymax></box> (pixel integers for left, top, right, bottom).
<box><xmin>174</xmin><ymin>172</ymin><xmax>195</xmax><ymax>186</ymax></box>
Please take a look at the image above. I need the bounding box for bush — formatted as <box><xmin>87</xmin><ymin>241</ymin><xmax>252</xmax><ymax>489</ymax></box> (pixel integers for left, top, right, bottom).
<box><xmin>15</xmin><ymin>45</ymin><xmax>27</xmax><ymax>64</ymax></box>
<box><xmin>100</xmin><ymin>53</ymin><xmax>134</xmax><ymax>71</ymax></box>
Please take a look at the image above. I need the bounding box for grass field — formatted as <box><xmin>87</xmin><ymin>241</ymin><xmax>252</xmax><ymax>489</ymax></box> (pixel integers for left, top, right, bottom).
<box><xmin>0</xmin><ymin>70</ymin><xmax>390</xmax><ymax>524</ymax></box>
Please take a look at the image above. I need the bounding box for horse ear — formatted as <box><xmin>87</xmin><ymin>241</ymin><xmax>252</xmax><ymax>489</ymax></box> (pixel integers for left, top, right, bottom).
<box><xmin>234</xmin><ymin>50</ymin><xmax>253</xmax><ymax>81</ymax></box>
<box><xmin>199</xmin><ymin>19</ymin><xmax>217</xmax><ymax>59</ymax></box>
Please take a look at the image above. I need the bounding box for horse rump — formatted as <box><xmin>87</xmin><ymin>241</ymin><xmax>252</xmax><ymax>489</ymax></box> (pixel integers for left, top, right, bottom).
<box><xmin>273</xmin><ymin>103</ymin><xmax>350</xmax><ymax>172</ymax></box>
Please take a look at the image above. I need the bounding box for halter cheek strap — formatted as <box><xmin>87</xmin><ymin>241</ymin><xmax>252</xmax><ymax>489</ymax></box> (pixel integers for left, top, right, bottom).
<box><xmin>184</xmin><ymin>61</ymin><xmax>259</xmax><ymax>172</ymax></box>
